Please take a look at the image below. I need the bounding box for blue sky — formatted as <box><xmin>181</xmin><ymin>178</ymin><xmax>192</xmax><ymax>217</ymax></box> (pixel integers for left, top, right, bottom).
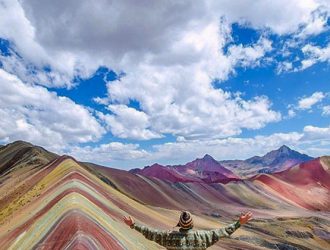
<box><xmin>1</xmin><ymin>0</ymin><xmax>330</xmax><ymax>169</ymax></box>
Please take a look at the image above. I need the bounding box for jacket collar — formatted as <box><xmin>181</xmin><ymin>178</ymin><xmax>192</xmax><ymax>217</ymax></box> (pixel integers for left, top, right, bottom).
<box><xmin>179</xmin><ymin>228</ymin><xmax>192</xmax><ymax>233</ymax></box>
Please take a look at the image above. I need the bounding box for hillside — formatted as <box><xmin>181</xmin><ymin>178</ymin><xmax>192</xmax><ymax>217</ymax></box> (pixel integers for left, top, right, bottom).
<box><xmin>0</xmin><ymin>141</ymin><xmax>329</xmax><ymax>250</ymax></box>
<box><xmin>252</xmin><ymin>157</ymin><xmax>330</xmax><ymax>211</ymax></box>
<box><xmin>0</xmin><ymin>140</ymin><xmax>57</xmax><ymax>174</ymax></box>
<box><xmin>0</xmin><ymin>141</ymin><xmax>57</xmax><ymax>211</ymax></box>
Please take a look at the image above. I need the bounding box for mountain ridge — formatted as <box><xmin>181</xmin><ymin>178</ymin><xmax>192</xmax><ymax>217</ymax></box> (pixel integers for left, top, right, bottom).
<box><xmin>220</xmin><ymin>145</ymin><xmax>313</xmax><ymax>177</ymax></box>
<box><xmin>131</xmin><ymin>153</ymin><xmax>239</xmax><ymax>183</ymax></box>
<box><xmin>0</xmin><ymin>140</ymin><xmax>57</xmax><ymax>175</ymax></box>
<box><xmin>0</xmin><ymin>140</ymin><xmax>329</xmax><ymax>249</ymax></box>
<box><xmin>131</xmin><ymin>145</ymin><xmax>314</xmax><ymax>181</ymax></box>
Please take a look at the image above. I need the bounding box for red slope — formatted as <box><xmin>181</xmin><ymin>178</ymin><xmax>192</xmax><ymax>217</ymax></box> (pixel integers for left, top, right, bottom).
<box><xmin>253</xmin><ymin>158</ymin><xmax>330</xmax><ymax>211</ymax></box>
<box><xmin>274</xmin><ymin>158</ymin><xmax>330</xmax><ymax>188</ymax></box>
<box><xmin>38</xmin><ymin>210</ymin><xmax>125</xmax><ymax>250</ymax></box>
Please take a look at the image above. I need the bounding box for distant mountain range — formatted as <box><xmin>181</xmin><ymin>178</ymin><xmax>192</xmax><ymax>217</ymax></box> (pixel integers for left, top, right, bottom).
<box><xmin>131</xmin><ymin>145</ymin><xmax>314</xmax><ymax>181</ymax></box>
<box><xmin>131</xmin><ymin>154</ymin><xmax>239</xmax><ymax>183</ymax></box>
<box><xmin>220</xmin><ymin>145</ymin><xmax>313</xmax><ymax>177</ymax></box>
<box><xmin>0</xmin><ymin>140</ymin><xmax>329</xmax><ymax>249</ymax></box>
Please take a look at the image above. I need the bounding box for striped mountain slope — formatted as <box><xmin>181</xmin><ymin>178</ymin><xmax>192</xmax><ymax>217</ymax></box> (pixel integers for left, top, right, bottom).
<box><xmin>0</xmin><ymin>142</ymin><xmax>329</xmax><ymax>249</ymax></box>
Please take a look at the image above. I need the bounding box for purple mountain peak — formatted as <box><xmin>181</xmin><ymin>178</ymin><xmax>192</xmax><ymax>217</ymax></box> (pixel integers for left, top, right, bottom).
<box><xmin>149</xmin><ymin>163</ymin><xmax>164</xmax><ymax>168</ymax></box>
<box><xmin>131</xmin><ymin>153</ymin><xmax>239</xmax><ymax>183</ymax></box>
<box><xmin>277</xmin><ymin>145</ymin><xmax>292</xmax><ymax>154</ymax></box>
<box><xmin>201</xmin><ymin>154</ymin><xmax>215</xmax><ymax>161</ymax></box>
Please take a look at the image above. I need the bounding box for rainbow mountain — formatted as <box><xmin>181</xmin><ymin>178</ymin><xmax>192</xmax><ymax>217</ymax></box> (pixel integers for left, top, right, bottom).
<box><xmin>0</xmin><ymin>141</ymin><xmax>329</xmax><ymax>249</ymax></box>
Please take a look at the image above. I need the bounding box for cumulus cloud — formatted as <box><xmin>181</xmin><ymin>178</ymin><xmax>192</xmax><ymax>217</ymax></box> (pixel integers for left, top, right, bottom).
<box><xmin>0</xmin><ymin>0</ymin><xmax>328</xmax><ymax>88</ymax></box>
<box><xmin>0</xmin><ymin>0</ymin><xmax>285</xmax><ymax>142</ymax></box>
<box><xmin>297</xmin><ymin>92</ymin><xmax>326</xmax><ymax>109</ymax></box>
<box><xmin>276</xmin><ymin>41</ymin><xmax>330</xmax><ymax>73</ymax></box>
<box><xmin>97</xmin><ymin>105</ymin><xmax>162</xmax><ymax>140</ymax></box>
<box><xmin>105</xmin><ymin>70</ymin><xmax>281</xmax><ymax>139</ymax></box>
<box><xmin>303</xmin><ymin>125</ymin><xmax>330</xmax><ymax>140</ymax></box>
<box><xmin>67</xmin><ymin>124</ymin><xmax>330</xmax><ymax>168</ymax></box>
<box><xmin>94</xmin><ymin>20</ymin><xmax>277</xmax><ymax>140</ymax></box>
<box><xmin>276</xmin><ymin>61</ymin><xmax>293</xmax><ymax>74</ymax></box>
<box><xmin>212</xmin><ymin>0</ymin><xmax>324</xmax><ymax>35</ymax></box>
<box><xmin>226</xmin><ymin>38</ymin><xmax>272</xmax><ymax>68</ymax></box>
<box><xmin>322</xmin><ymin>105</ymin><xmax>330</xmax><ymax>116</ymax></box>
<box><xmin>0</xmin><ymin>69</ymin><xmax>105</xmax><ymax>151</ymax></box>
<box><xmin>300</xmin><ymin>43</ymin><xmax>330</xmax><ymax>70</ymax></box>
<box><xmin>296</xmin><ymin>10</ymin><xmax>329</xmax><ymax>38</ymax></box>
<box><xmin>0</xmin><ymin>0</ymin><xmax>88</xmax><ymax>88</ymax></box>
<box><xmin>287</xmin><ymin>109</ymin><xmax>296</xmax><ymax>118</ymax></box>
<box><xmin>97</xmin><ymin>24</ymin><xmax>280</xmax><ymax>138</ymax></box>
<box><xmin>0</xmin><ymin>50</ymin><xmax>77</xmax><ymax>88</ymax></box>
<box><xmin>68</xmin><ymin>142</ymin><xmax>150</xmax><ymax>166</ymax></box>
<box><xmin>286</xmin><ymin>92</ymin><xmax>326</xmax><ymax>117</ymax></box>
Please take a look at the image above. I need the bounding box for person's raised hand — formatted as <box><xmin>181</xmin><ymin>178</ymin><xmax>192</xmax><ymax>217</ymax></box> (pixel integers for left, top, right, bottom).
<box><xmin>239</xmin><ymin>211</ymin><xmax>253</xmax><ymax>225</ymax></box>
<box><xmin>123</xmin><ymin>215</ymin><xmax>135</xmax><ymax>227</ymax></box>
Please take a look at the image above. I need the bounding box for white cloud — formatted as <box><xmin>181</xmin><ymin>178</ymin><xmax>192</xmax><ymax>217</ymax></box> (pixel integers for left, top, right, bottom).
<box><xmin>300</xmin><ymin>43</ymin><xmax>330</xmax><ymax>70</ymax></box>
<box><xmin>303</xmin><ymin>125</ymin><xmax>330</xmax><ymax>140</ymax></box>
<box><xmin>296</xmin><ymin>10</ymin><xmax>329</xmax><ymax>38</ymax></box>
<box><xmin>297</xmin><ymin>92</ymin><xmax>325</xmax><ymax>110</ymax></box>
<box><xmin>286</xmin><ymin>92</ymin><xmax>328</xmax><ymax>119</ymax></box>
<box><xmin>212</xmin><ymin>0</ymin><xmax>324</xmax><ymax>35</ymax></box>
<box><xmin>302</xmin><ymin>141</ymin><xmax>330</xmax><ymax>156</ymax></box>
<box><xmin>287</xmin><ymin>109</ymin><xmax>296</xmax><ymax>118</ymax></box>
<box><xmin>0</xmin><ymin>0</ymin><xmax>46</xmax><ymax>63</ymax></box>
<box><xmin>0</xmin><ymin>0</ymin><xmax>328</xmax><ymax>88</ymax></box>
<box><xmin>0</xmin><ymin>0</ymin><xmax>90</xmax><ymax>88</ymax></box>
<box><xmin>68</xmin><ymin>142</ymin><xmax>150</xmax><ymax>166</ymax></box>
<box><xmin>97</xmin><ymin>105</ymin><xmax>162</xmax><ymax>140</ymax></box>
<box><xmin>0</xmin><ymin>1</ymin><xmax>328</xmax><ymax>141</ymax></box>
<box><xmin>226</xmin><ymin>37</ymin><xmax>272</xmax><ymax>68</ymax></box>
<box><xmin>0</xmin><ymin>69</ymin><xmax>105</xmax><ymax>151</ymax></box>
<box><xmin>93</xmin><ymin>21</ymin><xmax>278</xmax><ymax>140</ymax></box>
<box><xmin>276</xmin><ymin>61</ymin><xmax>293</xmax><ymax>74</ymax></box>
<box><xmin>105</xmin><ymin>68</ymin><xmax>281</xmax><ymax>139</ymax></box>
<box><xmin>0</xmin><ymin>51</ymin><xmax>77</xmax><ymax>88</ymax></box>
<box><xmin>66</xmin><ymin>124</ymin><xmax>330</xmax><ymax>168</ymax></box>
<box><xmin>322</xmin><ymin>105</ymin><xmax>330</xmax><ymax>116</ymax></box>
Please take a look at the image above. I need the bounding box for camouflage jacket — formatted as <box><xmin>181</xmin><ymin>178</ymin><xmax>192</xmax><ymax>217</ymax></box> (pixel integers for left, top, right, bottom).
<box><xmin>132</xmin><ymin>220</ymin><xmax>240</xmax><ymax>250</ymax></box>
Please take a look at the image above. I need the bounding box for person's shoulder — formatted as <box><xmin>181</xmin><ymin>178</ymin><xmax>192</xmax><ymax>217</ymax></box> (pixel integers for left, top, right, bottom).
<box><xmin>192</xmin><ymin>229</ymin><xmax>204</xmax><ymax>233</ymax></box>
<box><xmin>168</xmin><ymin>230</ymin><xmax>182</xmax><ymax>235</ymax></box>
<box><xmin>180</xmin><ymin>229</ymin><xmax>204</xmax><ymax>235</ymax></box>
<box><xmin>192</xmin><ymin>229</ymin><xmax>215</xmax><ymax>236</ymax></box>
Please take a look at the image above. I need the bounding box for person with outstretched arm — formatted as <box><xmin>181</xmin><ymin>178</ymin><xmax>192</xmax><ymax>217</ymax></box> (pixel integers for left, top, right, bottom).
<box><xmin>123</xmin><ymin>211</ymin><xmax>252</xmax><ymax>250</ymax></box>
